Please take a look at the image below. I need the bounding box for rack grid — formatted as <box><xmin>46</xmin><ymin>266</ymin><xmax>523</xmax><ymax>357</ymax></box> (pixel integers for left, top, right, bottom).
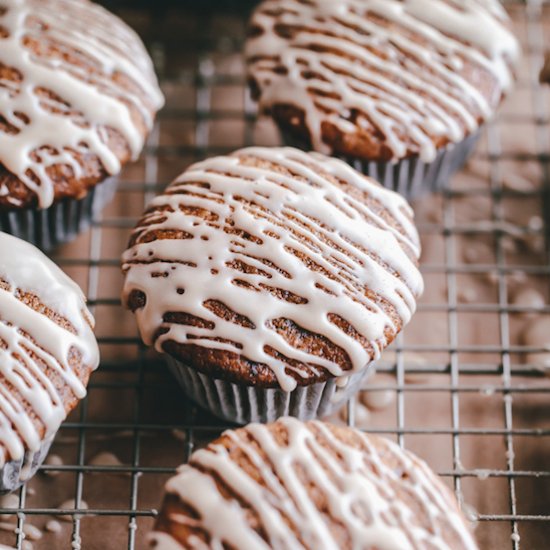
<box><xmin>0</xmin><ymin>1</ymin><xmax>549</xmax><ymax>549</ymax></box>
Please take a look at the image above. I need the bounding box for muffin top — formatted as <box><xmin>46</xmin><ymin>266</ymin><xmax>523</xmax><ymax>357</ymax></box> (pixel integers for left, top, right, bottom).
<box><xmin>122</xmin><ymin>147</ymin><xmax>423</xmax><ymax>391</ymax></box>
<box><xmin>150</xmin><ymin>418</ymin><xmax>478</xmax><ymax>550</ymax></box>
<box><xmin>0</xmin><ymin>231</ymin><xmax>99</xmax><ymax>464</ymax></box>
<box><xmin>0</xmin><ymin>0</ymin><xmax>164</xmax><ymax>209</ymax></box>
<box><xmin>246</xmin><ymin>0</ymin><xmax>519</xmax><ymax>162</ymax></box>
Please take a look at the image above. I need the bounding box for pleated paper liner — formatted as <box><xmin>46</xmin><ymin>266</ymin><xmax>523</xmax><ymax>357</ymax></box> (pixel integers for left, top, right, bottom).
<box><xmin>0</xmin><ymin>177</ymin><xmax>118</xmax><ymax>251</ymax></box>
<box><xmin>0</xmin><ymin>435</ymin><xmax>54</xmax><ymax>494</ymax></box>
<box><xmin>167</xmin><ymin>356</ymin><xmax>373</xmax><ymax>424</ymax></box>
<box><xmin>281</xmin><ymin>131</ymin><xmax>480</xmax><ymax>199</ymax></box>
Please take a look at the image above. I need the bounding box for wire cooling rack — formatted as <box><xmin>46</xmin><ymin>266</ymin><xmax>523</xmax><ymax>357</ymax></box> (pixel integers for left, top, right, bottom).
<box><xmin>0</xmin><ymin>1</ymin><xmax>549</xmax><ymax>549</ymax></box>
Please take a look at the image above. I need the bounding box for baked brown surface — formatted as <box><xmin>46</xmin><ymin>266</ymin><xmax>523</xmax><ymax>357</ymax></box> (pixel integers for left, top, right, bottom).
<box><xmin>0</xmin><ymin>277</ymin><xmax>94</xmax><ymax>463</ymax></box>
<box><xmin>123</xmin><ymin>148</ymin><xmax>422</xmax><ymax>388</ymax></box>
<box><xmin>246</xmin><ymin>1</ymin><xmax>514</xmax><ymax>162</ymax></box>
<box><xmin>152</xmin><ymin>420</ymin><xmax>477</xmax><ymax>549</ymax></box>
<box><xmin>0</xmin><ymin>1</ymin><xmax>161</xmax><ymax>209</ymax></box>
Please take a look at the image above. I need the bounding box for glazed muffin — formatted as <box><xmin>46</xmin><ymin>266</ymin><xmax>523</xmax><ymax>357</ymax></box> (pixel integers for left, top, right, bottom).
<box><xmin>246</xmin><ymin>0</ymin><xmax>519</xmax><ymax>197</ymax></box>
<box><xmin>0</xmin><ymin>231</ymin><xmax>99</xmax><ymax>492</ymax></box>
<box><xmin>149</xmin><ymin>418</ymin><xmax>478</xmax><ymax>549</ymax></box>
<box><xmin>122</xmin><ymin>147</ymin><xmax>423</xmax><ymax>423</ymax></box>
<box><xmin>0</xmin><ymin>0</ymin><xmax>164</xmax><ymax>249</ymax></box>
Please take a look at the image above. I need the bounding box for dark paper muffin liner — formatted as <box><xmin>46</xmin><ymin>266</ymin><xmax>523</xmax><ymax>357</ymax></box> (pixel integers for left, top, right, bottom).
<box><xmin>166</xmin><ymin>357</ymin><xmax>372</xmax><ymax>424</ymax></box>
<box><xmin>0</xmin><ymin>177</ymin><xmax>118</xmax><ymax>251</ymax></box>
<box><xmin>0</xmin><ymin>435</ymin><xmax>54</xmax><ymax>494</ymax></box>
<box><xmin>281</xmin><ymin>131</ymin><xmax>480</xmax><ymax>200</ymax></box>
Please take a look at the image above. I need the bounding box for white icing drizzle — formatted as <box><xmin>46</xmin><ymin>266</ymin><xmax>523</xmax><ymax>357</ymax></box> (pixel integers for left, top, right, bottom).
<box><xmin>149</xmin><ymin>532</ymin><xmax>187</xmax><ymax>550</ymax></box>
<box><xmin>0</xmin><ymin>231</ymin><xmax>99</xmax><ymax>464</ymax></box>
<box><xmin>0</xmin><ymin>0</ymin><xmax>164</xmax><ymax>208</ymax></box>
<box><xmin>151</xmin><ymin>418</ymin><xmax>478</xmax><ymax>550</ymax></box>
<box><xmin>45</xmin><ymin>520</ymin><xmax>62</xmax><ymax>534</ymax></box>
<box><xmin>122</xmin><ymin>147</ymin><xmax>423</xmax><ymax>392</ymax></box>
<box><xmin>57</xmin><ymin>498</ymin><xmax>88</xmax><ymax>522</ymax></box>
<box><xmin>246</xmin><ymin>0</ymin><xmax>519</xmax><ymax>161</ymax></box>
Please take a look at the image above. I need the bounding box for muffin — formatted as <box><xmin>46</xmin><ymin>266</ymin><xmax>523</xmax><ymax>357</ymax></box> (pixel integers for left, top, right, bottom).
<box><xmin>149</xmin><ymin>418</ymin><xmax>478</xmax><ymax>549</ymax></box>
<box><xmin>246</xmin><ymin>0</ymin><xmax>519</xmax><ymax>198</ymax></box>
<box><xmin>0</xmin><ymin>231</ymin><xmax>99</xmax><ymax>492</ymax></box>
<box><xmin>122</xmin><ymin>147</ymin><xmax>423</xmax><ymax>423</ymax></box>
<box><xmin>0</xmin><ymin>0</ymin><xmax>164</xmax><ymax>250</ymax></box>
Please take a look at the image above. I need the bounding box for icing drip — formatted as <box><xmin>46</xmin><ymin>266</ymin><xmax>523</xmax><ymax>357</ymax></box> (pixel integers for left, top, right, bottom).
<box><xmin>149</xmin><ymin>533</ymin><xmax>187</xmax><ymax>550</ymax></box>
<box><xmin>0</xmin><ymin>231</ymin><xmax>99</xmax><ymax>464</ymax></box>
<box><xmin>0</xmin><ymin>0</ymin><xmax>164</xmax><ymax>208</ymax></box>
<box><xmin>122</xmin><ymin>147</ymin><xmax>423</xmax><ymax>391</ymax></box>
<box><xmin>246</xmin><ymin>0</ymin><xmax>519</xmax><ymax>161</ymax></box>
<box><xmin>151</xmin><ymin>418</ymin><xmax>478</xmax><ymax>550</ymax></box>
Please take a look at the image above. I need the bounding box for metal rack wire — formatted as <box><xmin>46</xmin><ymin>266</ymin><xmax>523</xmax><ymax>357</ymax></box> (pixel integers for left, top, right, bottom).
<box><xmin>0</xmin><ymin>1</ymin><xmax>548</xmax><ymax>549</ymax></box>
